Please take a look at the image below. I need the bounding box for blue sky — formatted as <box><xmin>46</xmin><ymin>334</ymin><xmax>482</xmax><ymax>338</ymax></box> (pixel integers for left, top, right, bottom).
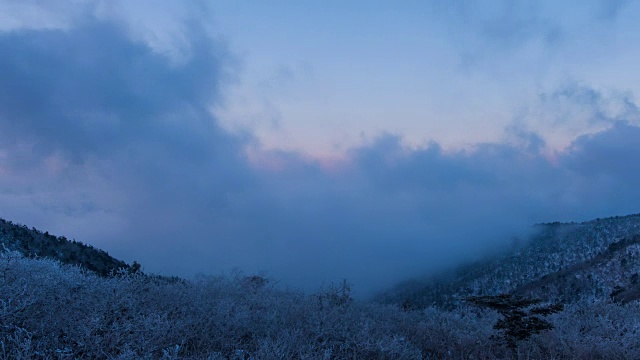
<box><xmin>212</xmin><ymin>0</ymin><xmax>640</xmax><ymax>155</ymax></box>
<box><xmin>1</xmin><ymin>0</ymin><xmax>640</xmax><ymax>295</ymax></box>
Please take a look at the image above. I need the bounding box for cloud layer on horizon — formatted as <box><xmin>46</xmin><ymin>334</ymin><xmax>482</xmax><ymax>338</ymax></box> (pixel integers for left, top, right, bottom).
<box><xmin>1</xmin><ymin>8</ymin><xmax>640</xmax><ymax>296</ymax></box>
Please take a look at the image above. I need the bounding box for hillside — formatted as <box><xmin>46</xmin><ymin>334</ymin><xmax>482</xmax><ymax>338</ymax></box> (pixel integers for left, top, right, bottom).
<box><xmin>0</xmin><ymin>217</ymin><xmax>131</xmax><ymax>276</ymax></box>
<box><xmin>3</xmin><ymin>214</ymin><xmax>640</xmax><ymax>358</ymax></box>
<box><xmin>377</xmin><ymin>214</ymin><xmax>640</xmax><ymax>309</ymax></box>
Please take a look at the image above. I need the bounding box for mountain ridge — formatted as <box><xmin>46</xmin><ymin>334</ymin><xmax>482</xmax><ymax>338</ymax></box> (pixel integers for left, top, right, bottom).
<box><xmin>3</xmin><ymin>213</ymin><xmax>640</xmax><ymax>357</ymax></box>
<box><xmin>0</xmin><ymin>217</ymin><xmax>131</xmax><ymax>276</ymax></box>
<box><xmin>377</xmin><ymin>213</ymin><xmax>640</xmax><ymax>309</ymax></box>
<box><xmin>3</xmin><ymin>212</ymin><xmax>640</xmax><ymax>308</ymax></box>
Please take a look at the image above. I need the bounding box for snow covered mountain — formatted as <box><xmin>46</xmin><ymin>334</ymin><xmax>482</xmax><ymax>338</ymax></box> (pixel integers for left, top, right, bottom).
<box><xmin>3</xmin><ymin>213</ymin><xmax>640</xmax><ymax>357</ymax></box>
<box><xmin>0</xmin><ymin>217</ymin><xmax>130</xmax><ymax>276</ymax></box>
<box><xmin>377</xmin><ymin>214</ymin><xmax>640</xmax><ymax>309</ymax></box>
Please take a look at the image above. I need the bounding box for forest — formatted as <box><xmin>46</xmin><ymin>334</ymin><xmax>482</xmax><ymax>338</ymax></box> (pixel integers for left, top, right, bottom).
<box><xmin>3</xmin><ymin>214</ymin><xmax>640</xmax><ymax>359</ymax></box>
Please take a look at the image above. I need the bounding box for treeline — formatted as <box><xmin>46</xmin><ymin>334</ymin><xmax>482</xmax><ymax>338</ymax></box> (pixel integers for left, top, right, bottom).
<box><xmin>0</xmin><ymin>217</ymin><xmax>130</xmax><ymax>276</ymax></box>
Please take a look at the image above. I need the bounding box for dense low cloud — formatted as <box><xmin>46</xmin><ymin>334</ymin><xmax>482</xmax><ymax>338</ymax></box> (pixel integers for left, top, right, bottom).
<box><xmin>2</xmin><ymin>9</ymin><xmax>640</xmax><ymax>297</ymax></box>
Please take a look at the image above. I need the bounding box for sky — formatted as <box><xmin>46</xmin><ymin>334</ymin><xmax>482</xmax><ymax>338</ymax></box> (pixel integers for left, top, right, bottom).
<box><xmin>1</xmin><ymin>0</ymin><xmax>640</xmax><ymax>296</ymax></box>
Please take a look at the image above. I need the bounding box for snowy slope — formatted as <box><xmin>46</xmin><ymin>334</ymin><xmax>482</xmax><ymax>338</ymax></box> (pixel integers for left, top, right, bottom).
<box><xmin>378</xmin><ymin>214</ymin><xmax>640</xmax><ymax>309</ymax></box>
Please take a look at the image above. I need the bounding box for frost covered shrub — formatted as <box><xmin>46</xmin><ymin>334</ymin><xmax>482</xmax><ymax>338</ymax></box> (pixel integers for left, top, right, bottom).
<box><xmin>3</xmin><ymin>251</ymin><xmax>640</xmax><ymax>359</ymax></box>
<box><xmin>548</xmin><ymin>300</ymin><xmax>640</xmax><ymax>359</ymax></box>
<box><xmin>0</xmin><ymin>251</ymin><xmax>189</xmax><ymax>358</ymax></box>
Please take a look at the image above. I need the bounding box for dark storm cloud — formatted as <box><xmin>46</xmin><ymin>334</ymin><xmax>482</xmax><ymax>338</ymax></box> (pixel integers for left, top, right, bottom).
<box><xmin>2</xmin><ymin>14</ymin><xmax>640</xmax><ymax>297</ymax></box>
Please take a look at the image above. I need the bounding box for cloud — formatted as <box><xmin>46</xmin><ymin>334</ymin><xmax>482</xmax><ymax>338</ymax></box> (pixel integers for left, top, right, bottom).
<box><xmin>0</xmin><ymin>8</ymin><xmax>256</xmax><ymax>272</ymax></box>
<box><xmin>509</xmin><ymin>82</ymin><xmax>640</xmax><ymax>151</ymax></box>
<box><xmin>433</xmin><ymin>0</ymin><xmax>629</xmax><ymax>74</ymax></box>
<box><xmin>433</xmin><ymin>0</ymin><xmax>563</xmax><ymax>61</ymax></box>
<box><xmin>0</xmin><ymin>22</ymin><xmax>231</xmax><ymax>157</ymax></box>
<box><xmin>2</xmin><ymin>3</ymin><xmax>640</xmax><ymax>298</ymax></box>
<box><xmin>564</xmin><ymin>122</ymin><xmax>640</xmax><ymax>183</ymax></box>
<box><xmin>246</xmin><ymin>122</ymin><xmax>640</xmax><ymax>294</ymax></box>
<box><xmin>0</xmin><ymin>0</ymin><xmax>92</xmax><ymax>32</ymax></box>
<box><xmin>596</xmin><ymin>0</ymin><xmax>630</xmax><ymax>21</ymax></box>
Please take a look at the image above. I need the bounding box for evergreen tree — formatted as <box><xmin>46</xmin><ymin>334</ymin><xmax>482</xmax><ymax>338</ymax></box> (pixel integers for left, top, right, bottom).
<box><xmin>467</xmin><ymin>294</ymin><xmax>563</xmax><ymax>353</ymax></box>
